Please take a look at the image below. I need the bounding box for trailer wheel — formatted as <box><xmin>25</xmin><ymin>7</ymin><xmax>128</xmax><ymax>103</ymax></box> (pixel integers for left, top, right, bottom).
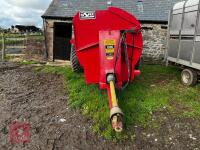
<box><xmin>70</xmin><ymin>45</ymin><xmax>83</xmax><ymax>72</ymax></box>
<box><xmin>181</xmin><ymin>69</ymin><xmax>198</xmax><ymax>86</ymax></box>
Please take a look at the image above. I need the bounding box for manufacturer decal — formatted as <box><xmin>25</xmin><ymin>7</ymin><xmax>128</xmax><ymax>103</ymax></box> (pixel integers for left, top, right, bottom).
<box><xmin>80</xmin><ymin>11</ymin><xmax>96</xmax><ymax>19</ymax></box>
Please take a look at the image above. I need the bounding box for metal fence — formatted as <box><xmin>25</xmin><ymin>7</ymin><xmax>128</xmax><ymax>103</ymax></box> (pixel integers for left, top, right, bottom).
<box><xmin>1</xmin><ymin>33</ymin><xmax>28</xmax><ymax>61</ymax></box>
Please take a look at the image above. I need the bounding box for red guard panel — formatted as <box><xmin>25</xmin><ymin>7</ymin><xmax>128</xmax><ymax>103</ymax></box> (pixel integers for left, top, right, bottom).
<box><xmin>72</xmin><ymin>7</ymin><xmax>143</xmax><ymax>88</ymax></box>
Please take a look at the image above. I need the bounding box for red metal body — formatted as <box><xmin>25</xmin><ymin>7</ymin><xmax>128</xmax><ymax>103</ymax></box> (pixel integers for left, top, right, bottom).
<box><xmin>71</xmin><ymin>7</ymin><xmax>143</xmax><ymax>89</ymax></box>
<box><xmin>71</xmin><ymin>7</ymin><xmax>143</xmax><ymax>130</ymax></box>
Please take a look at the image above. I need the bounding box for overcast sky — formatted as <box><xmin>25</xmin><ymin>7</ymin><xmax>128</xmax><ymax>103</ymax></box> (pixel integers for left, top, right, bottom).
<box><xmin>0</xmin><ymin>0</ymin><xmax>52</xmax><ymax>28</ymax></box>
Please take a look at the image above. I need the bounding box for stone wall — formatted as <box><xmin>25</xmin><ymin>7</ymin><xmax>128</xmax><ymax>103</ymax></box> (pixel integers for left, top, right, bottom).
<box><xmin>141</xmin><ymin>23</ymin><xmax>168</xmax><ymax>63</ymax></box>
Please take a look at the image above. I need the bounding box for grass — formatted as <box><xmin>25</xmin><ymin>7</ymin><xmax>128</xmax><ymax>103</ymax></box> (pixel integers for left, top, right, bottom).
<box><xmin>27</xmin><ymin>35</ymin><xmax>44</xmax><ymax>41</ymax></box>
<box><xmin>5</xmin><ymin>55</ymin><xmax>15</xmax><ymax>61</ymax></box>
<box><xmin>20</xmin><ymin>60</ymin><xmax>39</xmax><ymax>65</ymax></box>
<box><xmin>33</xmin><ymin>64</ymin><xmax>200</xmax><ymax>140</ymax></box>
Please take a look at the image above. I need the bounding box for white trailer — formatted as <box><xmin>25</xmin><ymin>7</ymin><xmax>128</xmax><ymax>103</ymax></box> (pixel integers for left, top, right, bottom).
<box><xmin>166</xmin><ymin>0</ymin><xmax>200</xmax><ymax>86</ymax></box>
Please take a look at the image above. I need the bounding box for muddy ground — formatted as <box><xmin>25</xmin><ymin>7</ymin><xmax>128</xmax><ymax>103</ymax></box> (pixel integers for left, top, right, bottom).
<box><xmin>0</xmin><ymin>62</ymin><xmax>200</xmax><ymax>150</ymax></box>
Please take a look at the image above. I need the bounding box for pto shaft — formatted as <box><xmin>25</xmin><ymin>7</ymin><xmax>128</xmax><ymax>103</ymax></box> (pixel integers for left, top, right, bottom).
<box><xmin>109</xmin><ymin>80</ymin><xmax>118</xmax><ymax>107</ymax></box>
<box><xmin>107</xmin><ymin>75</ymin><xmax>124</xmax><ymax>132</ymax></box>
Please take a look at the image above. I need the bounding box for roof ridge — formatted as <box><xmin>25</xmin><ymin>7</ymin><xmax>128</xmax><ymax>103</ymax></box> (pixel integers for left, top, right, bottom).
<box><xmin>42</xmin><ymin>0</ymin><xmax>184</xmax><ymax>22</ymax></box>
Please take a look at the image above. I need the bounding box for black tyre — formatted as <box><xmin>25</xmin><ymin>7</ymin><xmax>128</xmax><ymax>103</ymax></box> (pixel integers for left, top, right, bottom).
<box><xmin>70</xmin><ymin>45</ymin><xmax>83</xmax><ymax>72</ymax></box>
<box><xmin>135</xmin><ymin>57</ymin><xmax>143</xmax><ymax>70</ymax></box>
<box><xmin>181</xmin><ymin>68</ymin><xmax>198</xmax><ymax>86</ymax></box>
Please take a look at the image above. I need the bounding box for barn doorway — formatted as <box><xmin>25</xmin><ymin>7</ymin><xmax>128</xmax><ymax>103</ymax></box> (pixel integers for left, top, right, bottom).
<box><xmin>53</xmin><ymin>22</ymin><xmax>72</xmax><ymax>60</ymax></box>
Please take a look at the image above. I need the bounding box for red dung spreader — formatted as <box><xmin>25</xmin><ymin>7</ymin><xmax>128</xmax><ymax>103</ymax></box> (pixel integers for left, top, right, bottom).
<box><xmin>70</xmin><ymin>7</ymin><xmax>143</xmax><ymax>132</ymax></box>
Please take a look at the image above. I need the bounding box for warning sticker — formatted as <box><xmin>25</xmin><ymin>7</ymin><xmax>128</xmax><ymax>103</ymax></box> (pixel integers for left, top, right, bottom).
<box><xmin>104</xmin><ymin>39</ymin><xmax>116</xmax><ymax>60</ymax></box>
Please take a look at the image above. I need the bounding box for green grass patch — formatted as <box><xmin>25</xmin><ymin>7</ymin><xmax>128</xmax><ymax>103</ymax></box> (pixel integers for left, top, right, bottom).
<box><xmin>20</xmin><ymin>60</ymin><xmax>39</xmax><ymax>65</ymax></box>
<box><xmin>5</xmin><ymin>55</ymin><xmax>15</xmax><ymax>61</ymax></box>
<box><xmin>27</xmin><ymin>35</ymin><xmax>44</xmax><ymax>41</ymax></box>
<box><xmin>34</xmin><ymin>65</ymin><xmax>200</xmax><ymax>140</ymax></box>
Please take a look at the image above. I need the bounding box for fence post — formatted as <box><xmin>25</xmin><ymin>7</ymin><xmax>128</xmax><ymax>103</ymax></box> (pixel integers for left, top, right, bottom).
<box><xmin>25</xmin><ymin>33</ymin><xmax>28</xmax><ymax>48</ymax></box>
<box><xmin>1</xmin><ymin>33</ymin><xmax>5</xmax><ymax>61</ymax></box>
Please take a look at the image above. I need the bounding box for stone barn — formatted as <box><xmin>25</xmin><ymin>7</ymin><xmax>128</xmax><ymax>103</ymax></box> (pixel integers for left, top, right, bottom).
<box><xmin>42</xmin><ymin>0</ymin><xmax>182</xmax><ymax>62</ymax></box>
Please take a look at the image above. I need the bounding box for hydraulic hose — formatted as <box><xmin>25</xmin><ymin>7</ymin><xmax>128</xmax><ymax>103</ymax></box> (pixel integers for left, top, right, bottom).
<box><xmin>114</xmin><ymin>30</ymin><xmax>131</xmax><ymax>90</ymax></box>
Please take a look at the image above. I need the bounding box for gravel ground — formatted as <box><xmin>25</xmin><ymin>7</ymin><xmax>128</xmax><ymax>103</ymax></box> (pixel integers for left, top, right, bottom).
<box><xmin>0</xmin><ymin>62</ymin><xmax>200</xmax><ymax>150</ymax></box>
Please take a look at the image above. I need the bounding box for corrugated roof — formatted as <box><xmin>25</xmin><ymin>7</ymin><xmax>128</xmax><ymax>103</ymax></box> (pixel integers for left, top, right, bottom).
<box><xmin>42</xmin><ymin>0</ymin><xmax>183</xmax><ymax>22</ymax></box>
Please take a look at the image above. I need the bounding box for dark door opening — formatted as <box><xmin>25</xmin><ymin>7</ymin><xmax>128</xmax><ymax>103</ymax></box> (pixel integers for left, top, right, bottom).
<box><xmin>53</xmin><ymin>22</ymin><xmax>72</xmax><ymax>60</ymax></box>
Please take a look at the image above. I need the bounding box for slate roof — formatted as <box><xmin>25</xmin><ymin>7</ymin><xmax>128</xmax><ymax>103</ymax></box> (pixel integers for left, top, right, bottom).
<box><xmin>42</xmin><ymin>0</ymin><xmax>183</xmax><ymax>22</ymax></box>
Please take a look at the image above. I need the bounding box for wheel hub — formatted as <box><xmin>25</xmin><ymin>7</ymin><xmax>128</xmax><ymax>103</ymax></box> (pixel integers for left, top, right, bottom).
<box><xmin>182</xmin><ymin>72</ymin><xmax>191</xmax><ymax>84</ymax></box>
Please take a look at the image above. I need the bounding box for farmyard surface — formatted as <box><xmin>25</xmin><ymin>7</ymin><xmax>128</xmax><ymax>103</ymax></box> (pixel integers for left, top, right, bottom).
<box><xmin>0</xmin><ymin>62</ymin><xmax>200</xmax><ymax>150</ymax></box>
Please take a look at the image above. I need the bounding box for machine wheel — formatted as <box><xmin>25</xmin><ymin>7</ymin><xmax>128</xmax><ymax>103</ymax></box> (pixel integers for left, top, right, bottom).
<box><xmin>135</xmin><ymin>57</ymin><xmax>143</xmax><ymax>70</ymax></box>
<box><xmin>181</xmin><ymin>68</ymin><xmax>198</xmax><ymax>86</ymax></box>
<box><xmin>70</xmin><ymin>45</ymin><xmax>83</xmax><ymax>72</ymax></box>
